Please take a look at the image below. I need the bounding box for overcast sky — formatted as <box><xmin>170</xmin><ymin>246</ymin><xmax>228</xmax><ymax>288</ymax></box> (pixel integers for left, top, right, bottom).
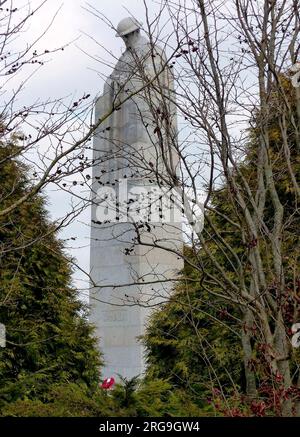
<box><xmin>8</xmin><ymin>0</ymin><xmax>249</xmax><ymax>302</ymax></box>
<box><xmin>19</xmin><ymin>0</ymin><xmax>156</xmax><ymax>300</ymax></box>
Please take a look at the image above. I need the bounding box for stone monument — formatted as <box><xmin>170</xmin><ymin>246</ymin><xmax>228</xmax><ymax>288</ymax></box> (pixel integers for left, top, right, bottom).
<box><xmin>90</xmin><ymin>17</ymin><xmax>183</xmax><ymax>379</ymax></box>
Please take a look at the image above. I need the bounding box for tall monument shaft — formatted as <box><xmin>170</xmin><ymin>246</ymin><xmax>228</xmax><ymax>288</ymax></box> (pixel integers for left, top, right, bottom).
<box><xmin>90</xmin><ymin>18</ymin><xmax>182</xmax><ymax>379</ymax></box>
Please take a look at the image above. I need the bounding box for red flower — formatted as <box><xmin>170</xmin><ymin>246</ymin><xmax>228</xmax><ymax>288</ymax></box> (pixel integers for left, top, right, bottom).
<box><xmin>101</xmin><ymin>377</ymin><xmax>115</xmax><ymax>389</ymax></box>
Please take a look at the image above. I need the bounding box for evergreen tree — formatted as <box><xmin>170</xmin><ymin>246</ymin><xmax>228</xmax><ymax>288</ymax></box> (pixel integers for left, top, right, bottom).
<box><xmin>143</xmin><ymin>253</ymin><xmax>243</xmax><ymax>414</ymax></box>
<box><xmin>0</xmin><ymin>141</ymin><xmax>101</xmax><ymax>407</ymax></box>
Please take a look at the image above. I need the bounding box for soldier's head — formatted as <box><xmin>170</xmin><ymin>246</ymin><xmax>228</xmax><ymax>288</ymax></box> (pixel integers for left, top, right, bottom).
<box><xmin>116</xmin><ymin>17</ymin><xmax>142</xmax><ymax>48</ymax></box>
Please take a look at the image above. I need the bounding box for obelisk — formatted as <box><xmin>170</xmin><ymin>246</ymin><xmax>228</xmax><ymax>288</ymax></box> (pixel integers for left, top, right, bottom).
<box><xmin>90</xmin><ymin>17</ymin><xmax>182</xmax><ymax>379</ymax></box>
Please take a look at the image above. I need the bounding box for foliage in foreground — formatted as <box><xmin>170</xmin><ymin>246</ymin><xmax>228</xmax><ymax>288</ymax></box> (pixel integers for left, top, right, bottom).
<box><xmin>1</xmin><ymin>378</ymin><xmax>203</xmax><ymax>417</ymax></box>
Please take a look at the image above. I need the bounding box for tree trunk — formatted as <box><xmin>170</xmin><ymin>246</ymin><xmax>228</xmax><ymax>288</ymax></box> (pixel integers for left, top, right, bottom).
<box><xmin>274</xmin><ymin>313</ymin><xmax>292</xmax><ymax>416</ymax></box>
<box><xmin>241</xmin><ymin>309</ymin><xmax>257</xmax><ymax>401</ymax></box>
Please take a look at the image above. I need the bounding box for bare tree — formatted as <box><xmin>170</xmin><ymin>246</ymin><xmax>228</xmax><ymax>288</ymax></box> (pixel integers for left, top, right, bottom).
<box><xmin>86</xmin><ymin>0</ymin><xmax>300</xmax><ymax>416</ymax></box>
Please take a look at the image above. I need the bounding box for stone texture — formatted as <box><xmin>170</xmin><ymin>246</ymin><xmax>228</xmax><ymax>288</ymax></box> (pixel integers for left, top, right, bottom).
<box><xmin>90</xmin><ymin>20</ymin><xmax>183</xmax><ymax>379</ymax></box>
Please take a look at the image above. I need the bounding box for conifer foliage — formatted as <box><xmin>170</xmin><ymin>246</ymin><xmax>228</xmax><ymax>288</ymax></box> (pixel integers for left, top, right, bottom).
<box><xmin>0</xmin><ymin>142</ymin><xmax>101</xmax><ymax>407</ymax></box>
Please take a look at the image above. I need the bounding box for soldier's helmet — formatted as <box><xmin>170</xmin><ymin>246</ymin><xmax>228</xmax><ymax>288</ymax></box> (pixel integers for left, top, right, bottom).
<box><xmin>115</xmin><ymin>17</ymin><xmax>142</xmax><ymax>37</ymax></box>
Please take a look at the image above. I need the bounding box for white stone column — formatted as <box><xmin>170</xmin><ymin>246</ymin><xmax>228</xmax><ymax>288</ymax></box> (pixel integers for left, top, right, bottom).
<box><xmin>89</xmin><ymin>21</ymin><xmax>183</xmax><ymax>379</ymax></box>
